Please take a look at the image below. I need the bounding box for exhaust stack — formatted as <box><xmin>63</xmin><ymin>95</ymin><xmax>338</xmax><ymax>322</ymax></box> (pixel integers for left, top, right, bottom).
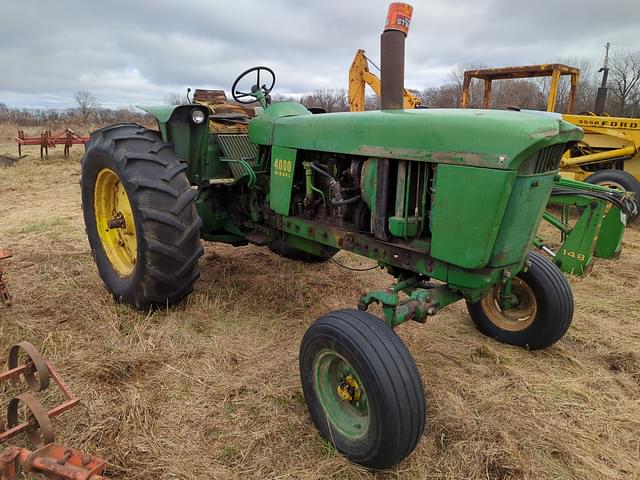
<box><xmin>380</xmin><ymin>3</ymin><xmax>413</xmax><ymax>109</ymax></box>
<box><xmin>373</xmin><ymin>3</ymin><xmax>413</xmax><ymax>241</ymax></box>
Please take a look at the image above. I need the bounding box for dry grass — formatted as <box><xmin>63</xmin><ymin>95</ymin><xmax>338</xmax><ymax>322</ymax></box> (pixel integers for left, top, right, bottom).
<box><xmin>0</xmin><ymin>139</ymin><xmax>639</xmax><ymax>480</ymax></box>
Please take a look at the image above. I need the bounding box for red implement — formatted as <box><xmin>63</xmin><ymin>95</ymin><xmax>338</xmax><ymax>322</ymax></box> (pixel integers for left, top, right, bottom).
<box><xmin>0</xmin><ymin>342</ymin><xmax>108</xmax><ymax>480</ymax></box>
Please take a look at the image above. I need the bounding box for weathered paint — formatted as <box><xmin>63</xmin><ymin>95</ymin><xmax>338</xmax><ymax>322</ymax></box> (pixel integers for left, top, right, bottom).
<box><xmin>248</xmin><ymin>101</ymin><xmax>311</xmax><ymax>145</ymax></box>
<box><xmin>270</xmin><ymin>146</ymin><xmax>298</xmax><ymax>215</ymax></box>
<box><xmin>254</xmin><ymin>106</ymin><xmax>581</xmax><ymax>171</ymax></box>
<box><xmin>430</xmin><ymin>164</ymin><xmax>516</xmax><ymax>269</ymax></box>
<box><xmin>489</xmin><ymin>171</ymin><xmax>557</xmax><ymax>267</ymax></box>
<box><xmin>138</xmin><ymin>104</ymin><xmax>210</xmax><ymax>182</ymax></box>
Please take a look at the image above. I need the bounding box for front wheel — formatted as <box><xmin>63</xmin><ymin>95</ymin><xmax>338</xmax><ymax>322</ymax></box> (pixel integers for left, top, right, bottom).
<box><xmin>467</xmin><ymin>251</ymin><xmax>573</xmax><ymax>350</ymax></box>
<box><xmin>299</xmin><ymin>309</ymin><xmax>425</xmax><ymax>469</ymax></box>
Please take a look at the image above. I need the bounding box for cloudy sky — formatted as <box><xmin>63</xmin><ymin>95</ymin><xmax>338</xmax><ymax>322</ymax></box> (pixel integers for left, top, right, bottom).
<box><xmin>1</xmin><ymin>0</ymin><xmax>638</xmax><ymax>109</ymax></box>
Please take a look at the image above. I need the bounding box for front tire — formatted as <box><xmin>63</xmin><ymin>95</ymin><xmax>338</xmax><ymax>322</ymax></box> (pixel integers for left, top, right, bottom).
<box><xmin>81</xmin><ymin>124</ymin><xmax>203</xmax><ymax>309</ymax></box>
<box><xmin>467</xmin><ymin>251</ymin><xmax>573</xmax><ymax>350</ymax></box>
<box><xmin>300</xmin><ymin>309</ymin><xmax>425</xmax><ymax>469</ymax></box>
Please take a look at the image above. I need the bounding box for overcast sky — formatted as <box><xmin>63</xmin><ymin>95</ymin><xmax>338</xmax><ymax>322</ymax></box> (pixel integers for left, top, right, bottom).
<box><xmin>1</xmin><ymin>0</ymin><xmax>638</xmax><ymax>109</ymax></box>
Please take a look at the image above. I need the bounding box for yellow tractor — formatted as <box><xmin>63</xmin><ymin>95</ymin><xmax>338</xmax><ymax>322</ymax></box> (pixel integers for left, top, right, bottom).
<box><xmin>461</xmin><ymin>64</ymin><xmax>640</xmax><ymax>207</ymax></box>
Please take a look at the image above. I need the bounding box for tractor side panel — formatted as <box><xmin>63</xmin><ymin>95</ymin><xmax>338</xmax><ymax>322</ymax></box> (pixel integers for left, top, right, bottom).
<box><xmin>270</xmin><ymin>146</ymin><xmax>298</xmax><ymax>215</ymax></box>
<box><xmin>430</xmin><ymin>165</ymin><xmax>516</xmax><ymax>269</ymax></box>
<box><xmin>489</xmin><ymin>171</ymin><xmax>557</xmax><ymax>267</ymax></box>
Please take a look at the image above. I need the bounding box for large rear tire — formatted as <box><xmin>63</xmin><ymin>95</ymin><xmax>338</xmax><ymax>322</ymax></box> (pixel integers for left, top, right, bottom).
<box><xmin>300</xmin><ymin>309</ymin><xmax>425</xmax><ymax>469</ymax></box>
<box><xmin>466</xmin><ymin>251</ymin><xmax>573</xmax><ymax>350</ymax></box>
<box><xmin>81</xmin><ymin>123</ymin><xmax>203</xmax><ymax>309</ymax></box>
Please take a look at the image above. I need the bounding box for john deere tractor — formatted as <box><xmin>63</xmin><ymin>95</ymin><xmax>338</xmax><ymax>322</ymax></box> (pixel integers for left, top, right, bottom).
<box><xmin>80</xmin><ymin>8</ymin><xmax>583</xmax><ymax>469</ymax></box>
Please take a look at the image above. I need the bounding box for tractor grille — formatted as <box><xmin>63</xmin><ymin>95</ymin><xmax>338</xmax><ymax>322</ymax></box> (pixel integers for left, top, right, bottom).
<box><xmin>519</xmin><ymin>143</ymin><xmax>565</xmax><ymax>174</ymax></box>
<box><xmin>531</xmin><ymin>143</ymin><xmax>565</xmax><ymax>173</ymax></box>
<box><xmin>217</xmin><ymin>134</ymin><xmax>258</xmax><ymax>161</ymax></box>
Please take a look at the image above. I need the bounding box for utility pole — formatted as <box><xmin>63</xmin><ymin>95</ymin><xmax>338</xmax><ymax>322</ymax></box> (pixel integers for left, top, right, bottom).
<box><xmin>594</xmin><ymin>42</ymin><xmax>610</xmax><ymax>115</ymax></box>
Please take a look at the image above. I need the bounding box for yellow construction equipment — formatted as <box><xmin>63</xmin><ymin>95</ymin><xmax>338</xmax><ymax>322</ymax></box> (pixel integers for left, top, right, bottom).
<box><xmin>348</xmin><ymin>49</ymin><xmax>421</xmax><ymax>111</ymax></box>
<box><xmin>461</xmin><ymin>64</ymin><xmax>640</xmax><ymax>204</ymax></box>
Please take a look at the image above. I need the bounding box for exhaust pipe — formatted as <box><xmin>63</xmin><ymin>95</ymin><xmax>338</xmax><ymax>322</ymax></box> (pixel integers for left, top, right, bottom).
<box><xmin>381</xmin><ymin>3</ymin><xmax>412</xmax><ymax>109</ymax></box>
<box><xmin>373</xmin><ymin>3</ymin><xmax>413</xmax><ymax>240</ymax></box>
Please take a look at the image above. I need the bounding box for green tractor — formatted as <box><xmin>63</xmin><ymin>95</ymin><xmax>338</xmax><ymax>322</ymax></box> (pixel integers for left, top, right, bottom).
<box><xmin>80</xmin><ymin>64</ymin><xmax>582</xmax><ymax>468</ymax></box>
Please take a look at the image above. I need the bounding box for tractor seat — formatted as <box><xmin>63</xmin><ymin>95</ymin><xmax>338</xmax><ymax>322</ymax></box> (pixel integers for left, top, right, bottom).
<box><xmin>194</xmin><ymin>89</ymin><xmax>255</xmax><ymax>132</ymax></box>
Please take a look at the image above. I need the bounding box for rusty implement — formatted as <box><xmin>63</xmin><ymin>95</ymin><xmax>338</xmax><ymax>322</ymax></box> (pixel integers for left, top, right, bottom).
<box><xmin>0</xmin><ymin>250</ymin><xmax>12</xmax><ymax>307</ymax></box>
<box><xmin>0</xmin><ymin>445</ymin><xmax>107</xmax><ymax>480</ymax></box>
<box><xmin>16</xmin><ymin>130</ymin><xmax>51</xmax><ymax>158</ymax></box>
<box><xmin>0</xmin><ymin>342</ymin><xmax>108</xmax><ymax>480</ymax></box>
<box><xmin>50</xmin><ymin>129</ymin><xmax>90</xmax><ymax>158</ymax></box>
<box><xmin>16</xmin><ymin>129</ymin><xmax>89</xmax><ymax>158</ymax></box>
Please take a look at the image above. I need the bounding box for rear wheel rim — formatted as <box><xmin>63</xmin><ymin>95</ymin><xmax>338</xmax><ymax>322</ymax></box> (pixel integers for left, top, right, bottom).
<box><xmin>313</xmin><ymin>350</ymin><xmax>369</xmax><ymax>440</ymax></box>
<box><xmin>595</xmin><ymin>179</ymin><xmax>626</xmax><ymax>191</ymax></box>
<box><xmin>480</xmin><ymin>277</ymin><xmax>537</xmax><ymax>332</ymax></box>
<box><xmin>94</xmin><ymin>168</ymin><xmax>137</xmax><ymax>277</ymax></box>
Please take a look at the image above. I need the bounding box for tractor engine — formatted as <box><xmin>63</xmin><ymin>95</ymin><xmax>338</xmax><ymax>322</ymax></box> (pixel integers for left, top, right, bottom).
<box><xmin>289</xmin><ymin>152</ymin><xmax>370</xmax><ymax>231</ymax></box>
<box><xmin>288</xmin><ymin>151</ymin><xmax>435</xmax><ymax>244</ymax></box>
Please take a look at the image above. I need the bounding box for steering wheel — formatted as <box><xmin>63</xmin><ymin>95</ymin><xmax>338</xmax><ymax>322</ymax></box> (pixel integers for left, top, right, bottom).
<box><xmin>231</xmin><ymin>66</ymin><xmax>276</xmax><ymax>104</ymax></box>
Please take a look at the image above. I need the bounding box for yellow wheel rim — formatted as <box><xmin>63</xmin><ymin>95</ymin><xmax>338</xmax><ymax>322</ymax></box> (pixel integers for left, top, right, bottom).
<box><xmin>94</xmin><ymin>168</ymin><xmax>137</xmax><ymax>277</ymax></box>
<box><xmin>480</xmin><ymin>277</ymin><xmax>537</xmax><ymax>332</ymax></box>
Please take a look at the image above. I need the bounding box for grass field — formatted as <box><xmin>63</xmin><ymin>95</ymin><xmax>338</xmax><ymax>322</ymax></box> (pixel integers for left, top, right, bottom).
<box><xmin>0</xmin><ymin>139</ymin><xmax>639</xmax><ymax>480</ymax></box>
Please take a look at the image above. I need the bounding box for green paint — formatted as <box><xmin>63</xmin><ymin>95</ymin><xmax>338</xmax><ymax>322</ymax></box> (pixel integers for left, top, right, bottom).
<box><xmin>139</xmin><ymin>104</ymin><xmax>209</xmax><ymax>182</ymax></box>
<box><xmin>359</xmin><ymin>280</ymin><xmax>462</xmax><ymax>327</ymax></box>
<box><xmin>388</xmin><ymin>216</ymin><xmax>419</xmax><ymax>237</ymax></box>
<box><xmin>489</xmin><ymin>171</ymin><xmax>557</xmax><ymax>268</ymax></box>
<box><xmin>138</xmin><ymin>105</ymin><xmax>179</xmax><ymax>123</ymax></box>
<box><xmin>313</xmin><ymin>351</ymin><xmax>369</xmax><ymax>439</ymax></box>
<box><xmin>129</xmin><ymin>93</ymin><xmax>586</xmax><ymax>326</ymax></box>
<box><xmin>594</xmin><ymin>206</ymin><xmax>625</xmax><ymax>258</ymax></box>
<box><xmin>248</xmin><ymin>101</ymin><xmax>311</xmax><ymax>145</ymax></box>
<box><xmin>537</xmin><ymin>178</ymin><xmax>627</xmax><ymax>275</ymax></box>
<box><xmin>270</xmin><ymin>146</ymin><xmax>297</xmax><ymax>215</ymax></box>
<box><xmin>258</xmin><ymin>107</ymin><xmax>581</xmax><ymax>170</ymax></box>
<box><xmin>430</xmin><ymin>164</ymin><xmax>516</xmax><ymax>269</ymax></box>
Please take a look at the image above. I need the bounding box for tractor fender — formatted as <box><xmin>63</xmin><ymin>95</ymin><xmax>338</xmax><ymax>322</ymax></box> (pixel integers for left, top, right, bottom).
<box><xmin>138</xmin><ymin>104</ymin><xmax>210</xmax><ymax>174</ymax></box>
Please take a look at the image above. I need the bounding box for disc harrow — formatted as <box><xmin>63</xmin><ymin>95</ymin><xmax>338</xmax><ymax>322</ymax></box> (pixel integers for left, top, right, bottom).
<box><xmin>0</xmin><ymin>341</ymin><xmax>107</xmax><ymax>480</ymax></box>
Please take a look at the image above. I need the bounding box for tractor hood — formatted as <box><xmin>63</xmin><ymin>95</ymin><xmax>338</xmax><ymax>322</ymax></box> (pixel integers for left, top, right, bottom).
<box><xmin>249</xmin><ymin>106</ymin><xmax>583</xmax><ymax>170</ymax></box>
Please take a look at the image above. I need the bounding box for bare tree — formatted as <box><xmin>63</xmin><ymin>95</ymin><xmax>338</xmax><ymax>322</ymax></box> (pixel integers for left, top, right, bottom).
<box><xmin>608</xmin><ymin>51</ymin><xmax>640</xmax><ymax>116</ymax></box>
<box><xmin>364</xmin><ymin>93</ymin><xmax>379</xmax><ymax>111</ymax></box>
<box><xmin>74</xmin><ymin>90</ymin><xmax>98</xmax><ymax>125</ymax></box>
<box><xmin>301</xmin><ymin>88</ymin><xmax>348</xmax><ymax>112</ymax></box>
<box><xmin>448</xmin><ymin>63</ymin><xmax>487</xmax><ymax>108</ymax></box>
<box><xmin>164</xmin><ymin>92</ymin><xmax>188</xmax><ymax>105</ymax></box>
<box><xmin>271</xmin><ymin>93</ymin><xmax>297</xmax><ymax>103</ymax></box>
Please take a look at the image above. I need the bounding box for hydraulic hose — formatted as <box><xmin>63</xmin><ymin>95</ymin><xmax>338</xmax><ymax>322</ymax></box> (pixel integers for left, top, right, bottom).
<box><xmin>551</xmin><ymin>188</ymin><xmax>637</xmax><ymax>217</ymax></box>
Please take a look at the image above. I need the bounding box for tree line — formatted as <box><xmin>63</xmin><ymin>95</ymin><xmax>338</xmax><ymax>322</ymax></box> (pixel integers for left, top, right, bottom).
<box><xmin>288</xmin><ymin>50</ymin><xmax>640</xmax><ymax>117</ymax></box>
<box><xmin>2</xmin><ymin>50</ymin><xmax>639</xmax><ymax>127</ymax></box>
<box><xmin>0</xmin><ymin>91</ymin><xmax>150</xmax><ymax>130</ymax></box>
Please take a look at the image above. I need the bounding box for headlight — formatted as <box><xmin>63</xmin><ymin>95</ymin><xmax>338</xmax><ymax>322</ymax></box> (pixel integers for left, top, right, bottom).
<box><xmin>191</xmin><ymin>109</ymin><xmax>206</xmax><ymax>124</ymax></box>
